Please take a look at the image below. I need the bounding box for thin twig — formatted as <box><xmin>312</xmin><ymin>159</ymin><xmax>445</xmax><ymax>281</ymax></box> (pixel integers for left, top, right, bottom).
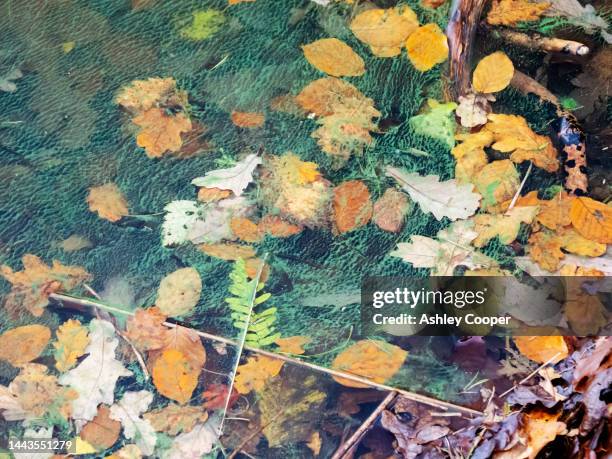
<box><xmin>48</xmin><ymin>292</ymin><xmax>483</xmax><ymax>417</ymax></box>
<box><xmin>332</xmin><ymin>391</ymin><xmax>398</xmax><ymax>459</ymax></box>
<box><xmin>507</xmin><ymin>162</ymin><xmax>533</xmax><ymax>212</ymax></box>
<box><xmin>499</xmin><ymin>352</ymin><xmax>562</xmax><ymax>398</ymax></box>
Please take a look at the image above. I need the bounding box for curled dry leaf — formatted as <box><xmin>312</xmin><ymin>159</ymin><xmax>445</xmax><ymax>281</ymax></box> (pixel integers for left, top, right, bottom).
<box><xmin>331</xmin><ymin>340</ymin><xmax>407</xmax><ymax>388</ymax></box>
<box><xmin>569</xmin><ymin>197</ymin><xmax>612</xmax><ymax>244</ymax></box>
<box><xmin>275</xmin><ymin>336</ymin><xmax>311</xmax><ymax>355</ymax></box>
<box><xmin>79</xmin><ymin>405</ymin><xmax>121</xmax><ymax>451</ymax></box>
<box><xmin>234</xmin><ymin>355</ymin><xmax>284</xmax><ymax>394</ymax></box>
<box><xmin>1</xmin><ymin>254</ymin><xmax>91</xmax><ymax>317</ymax></box>
<box><xmin>406</xmin><ymin>24</ymin><xmax>449</xmax><ymax>72</ymax></box>
<box><xmin>373</xmin><ymin>188</ymin><xmax>411</xmax><ymax>233</ymax></box>
<box><xmin>231</xmin><ymin>111</ymin><xmax>265</xmax><ymax>128</ymax></box>
<box><xmin>487</xmin><ymin>0</ymin><xmax>551</xmax><ymax>26</ymax></box>
<box><xmin>333</xmin><ymin>180</ymin><xmax>373</xmax><ymax>234</ymax></box>
<box><xmin>350</xmin><ymin>6</ymin><xmax>419</xmax><ymax>57</ymax></box>
<box><xmin>53</xmin><ymin>319</ymin><xmax>90</xmax><ymax>372</ymax></box>
<box><xmin>0</xmin><ymin>325</ymin><xmax>51</xmax><ymax>366</ymax></box>
<box><xmin>133</xmin><ymin>108</ymin><xmax>193</xmax><ymax>158</ymax></box>
<box><xmin>302</xmin><ymin>38</ymin><xmax>365</xmax><ymax>77</ymax></box>
<box><xmin>87</xmin><ymin>183</ymin><xmax>129</xmax><ymax>222</ymax></box>
<box><xmin>156</xmin><ymin>267</ymin><xmax>202</xmax><ymax>317</ymax></box>
<box><xmin>143</xmin><ymin>403</ymin><xmax>208</xmax><ymax>435</ymax></box>
<box><xmin>472</xmin><ymin>51</ymin><xmax>515</xmax><ymax>94</ymax></box>
<box><xmin>513</xmin><ymin>336</ymin><xmax>569</xmax><ymax>363</ymax></box>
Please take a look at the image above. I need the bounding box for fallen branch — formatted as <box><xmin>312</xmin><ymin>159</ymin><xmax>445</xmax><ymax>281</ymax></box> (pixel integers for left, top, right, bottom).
<box><xmin>488</xmin><ymin>28</ymin><xmax>589</xmax><ymax>56</ymax></box>
<box><xmin>48</xmin><ymin>292</ymin><xmax>484</xmax><ymax>417</ymax></box>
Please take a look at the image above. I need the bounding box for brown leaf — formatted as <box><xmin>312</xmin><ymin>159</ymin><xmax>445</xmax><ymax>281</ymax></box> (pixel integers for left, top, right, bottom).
<box><xmin>80</xmin><ymin>405</ymin><xmax>121</xmax><ymax>450</ymax></box>
<box><xmin>86</xmin><ymin>183</ymin><xmax>129</xmax><ymax>222</ymax></box>
<box><xmin>1</xmin><ymin>255</ymin><xmax>91</xmax><ymax>317</ymax></box>
<box><xmin>295</xmin><ymin>77</ymin><xmax>368</xmax><ymax>117</ymax></box>
<box><xmin>373</xmin><ymin>189</ymin><xmax>410</xmax><ymax>233</ymax></box>
<box><xmin>333</xmin><ymin>180</ymin><xmax>373</xmax><ymax>234</ymax></box>
<box><xmin>199</xmin><ymin>242</ymin><xmax>256</xmax><ymax>260</ymax></box>
<box><xmin>197</xmin><ymin>187</ymin><xmax>233</xmax><ymax>202</ymax></box>
<box><xmin>156</xmin><ymin>267</ymin><xmax>202</xmax><ymax>317</ymax></box>
<box><xmin>302</xmin><ymin>38</ymin><xmax>365</xmax><ymax>77</ymax></box>
<box><xmin>144</xmin><ymin>403</ymin><xmax>208</xmax><ymax>435</ymax></box>
<box><xmin>259</xmin><ymin>215</ymin><xmax>302</xmax><ymax>237</ymax></box>
<box><xmin>125</xmin><ymin>307</ymin><xmax>168</xmax><ymax>351</ymax></box>
<box><xmin>230</xmin><ymin>217</ymin><xmax>263</xmax><ymax>243</ymax></box>
<box><xmin>133</xmin><ymin>108</ymin><xmax>193</xmax><ymax>158</ymax></box>
<box><xmin>513</xmin><ymin>336</ymin><xmax>569</xmax><ymax>363</ymax></box>
<box><xmin>0</xmin><ymin>325</ymin><xmax>51</xmax><ymax>366</ymax></box>
<box><xmin>564</xmin><ymin>278</ymin><xmax>609</xmax><ymax>335</ymax></box>
<box><xmin>244</xmin><ymin>257</ymin><xmax>270</xmax><ymax>282</ymax></box>
<box><xmin>230</xmin><ymin>111</ymin><xmax>265</xmax><ymax>128</ymax></box>
<box><xmin>115</xmin><ymin>77</ymin><xmax>177</xmax><ymax>115</ymax></box>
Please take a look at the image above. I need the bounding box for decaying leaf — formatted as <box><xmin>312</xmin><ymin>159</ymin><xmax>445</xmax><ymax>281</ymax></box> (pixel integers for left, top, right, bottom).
<box><xmin>234</xmin><ymin>355</ymin><xmax>284</xmax><ymax>394</ymax></box>
<box><xmin>275</xmin><ymin>336</ymin><xmax>311</xmax><ymax>355</ymax></box>
<box><xmin>406</xmin><ymin>23</ymin><xmax>449</xmax><ymax>72</ymax></box>
<box><xmin>79</xmin><ymin>405</ymin><xmax>121</xmax><ymax>451</ymax></box>
<box><xmin>500</xmin><ymin>410</ymin><xmax>566</xmax><ymax>458</ymax></box>
<box><xmin>115</xmin><ymin>77</ymin><xmax>178</xmax><ymax>115</ymax></box>
<box><xmin>230</xmin><ymin>217</ymin><xmax>263</xmax><ymax>242</ymax></box>
<box><xmin>472</xmin><ymin>51</ymin><xmax>515</xmax><ymax>94</ymax></box>
<box><xmin>307</xmin><ymin>431</ymin><xmax>322</xmax><ymax>456</ymax></box>
<box><xmin>259</xmin><ymin>215</ymin><xmax>302</xmax><ymax>237</ymax></box>
<box><xmin>569</xmin><ymin>197</ymin><xmax>612</xmax><ymax>244</ymax></box>
<box><xmin>350</xmin><ymin>6</ymin><xmax>419</xmax><ymax>57</ymax></box>
<box><xmin>373</xmin><ymin>188</ymin><xmax>411</xmax><ymax>233</ymax></box>
<box><xmin>472</xmin><ymin>206</ymin><xmax>539</xmax><ymax>247</ymax></box>
<box><xmin>152</xmin><ymin>349</ymin><xmax>200</xmax><ymax>404</ymax></box>
<box><xmin>331</xmin><ymin>340</ymin><xmax>407</xmax><ymax>388</ymax></box>
<box><xmin>295</xmin><ymin>77</ymin><xmax>369</xmax><ymax>117</ymax></box>
<box><xmin>197</xmin><ymin>187</ymin><xmax>232</xmax><ymax>202</ymax></box>
<box><xmin>472</xmin><ymin>159</ymin><xmax>519</xmax><ymax>210</ymax></box>
<box><xmin>514</xmin><ymin>336</ymin><xmax>569</xmax><ymax>363</ymax></box>
<box><xmin>59</xmin><ymin>320</ymin><xmax>133</xmax><ymax>423</ymax></box>
<box><xmin>144</xmin><ymin>404</ymin><xmax>208</xmax><ymax>435</ymax></box>
<box><xmin>125</xmin><ymin>307</ymin><xmax>168</xmax><ymax>351</ymax></box>
<box><xmin>487</xmin><ymin>0</ymin><xmax>551</xmax><ymax>26</ymax></box>
<box><xmin>156</xmin><ymin>267</ymin><xmax>202</xmax><ymax>317</ymax></box>
<box><xmin>54</xmin><ymin>234</ymin><xmax>93</xmax><ymax>252</ymax></box>
<box><xmin>387</xmin><ymin>167</ymin><xmax>481</xmax><ymax>221</ymax></box>
<box><xmin>302</xmin><ymin>38</ymin><xmax>365</xmax><ymax>77</ymax></box>
<box><xmin>564</xmin><ymin>277</ymin><xmax>608</xmax><ymax>335</ymax></box>
<box><xmin>333</xmin><ymin>180</ymin><xmax>373</xmax><ymax>234</ymax></box>
<box><xmin>53</xmin><ymin>319</ymin><xmax>90</xmax><ymax>372</ymax></box>
<box><xmin>86</xmin><ymin>183</ymin><xmax>129</xmax><ymax>222</ymax></box>
<box><xmin>230</xmin><ymin>111</ymin><xmax>265</xmax><ymax>128</ymax></box>
<box><xmin>0</xmin><ymin>325</ymin><xmax>51</xmax><ymax>367</ymax></box>
<box><xmin>528</xmin><ymin>228</ymin><xmax>606</xmax><ymax>271</ymax></box>
<box><xmin>191</xmin><ymin>154</ymin><xmax>262</xmax><ymax>197</ymax></box>
<box><xmin>109</xmin><ymin>391</ymin><xmax>156</xmax><ymax>456</ymax></box>
<box><xmin>456</xmin><ymin>93</ymin><xmax>494</xmax><ymax>128</ymax></box>
<box><xmin>1</xmin><ymin>254</ymin><xmax>91</xmax><ymax>317</ymax></box>
<box><xmin>150</xmin><ymin>325</ymin><xmax>206</xmax><ymax>376</ymax></box>
<box><xmin>166</xmin><ymin>418</ymin><xmax>219</xmax><ymax>459</ymax></box>
<box><xmin>133</xmin><ymin>108</ymin><xmax>193</xmax><ymax>158</ymax></box>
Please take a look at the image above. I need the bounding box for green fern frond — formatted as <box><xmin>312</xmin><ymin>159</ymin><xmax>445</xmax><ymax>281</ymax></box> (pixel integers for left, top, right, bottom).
<box><xmin>225</xmin><ymin>258</ymin><xmax>281</xmax><ymax>348</ymax></box>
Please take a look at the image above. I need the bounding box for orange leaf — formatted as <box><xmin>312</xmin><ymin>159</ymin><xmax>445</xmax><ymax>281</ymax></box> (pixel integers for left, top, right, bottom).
<box><xmin>79</xmin><ymin>405</ymin><xmax>121</xmax><ymax>450</ymax></box>
<box><xmin>373</xmin><ymin>188</ymin><xmax>410</xmax><ymax>233</ymax></box>
<box><xmin>133</xmin><ymin>108</ymin><xmax>192</xmax><ymax>158</ymax></box>
<box><xmin>331</xmin><ymin>340</ymin><xmax>407</xmax><ymax>388</ymax></box>
<box><xmin>199</xmin><ymin>242</ymin><xmax>256</xmax><ymax>260</ymax></box>
<box><xmin>86</xmin><ymin>183</ymin><xmax>129</xmax><ymax>222</ymax></box>
<box><xmin>152</xmin><ymin>349</ymin><xmax>200</xmax><ymax>404</ymax></box>
<box><xmin>275</xmin><ymin>336</ymin><xmax>311</xmax><ymax>355</ymax></box>
<box><xmin>125</xmin><ymin>307</ymin><xmax>168</xmax><ymax>351</ymax></box>
<box><xmin>487</xmin><ymin>0</ymin><xmax>550</xmax><ymax>26</ymax></box>
<box><xmin>406</xmin><ymin>23</ymin><xmax>448</xmax><ymax>72</ymax></box>
<box><xmin>230</xmin><ymin>111</ymin><xmax>265</xmax><ymax>128</ymax></box>
<box><xmin>244</xmin><ymin>257</ymin><xmax>270</xmax><ymax>282</ymax></box>
<box><xmin>296</xmin><ymin>77</ymin><xmax>367</xmax><ymax>117</ymax></box>
<box><xmin>234</xmin><ymin>355</ymin><xmax>284</xmax><ymax>394</ymax></box>
<box><xmin>333</xmin><ymin>180</ymin><xmax>373</xmax><ymax>234</ymax></box>
<box><xmin>0</xmin><ymin>325</ymin><xmax>51</xmax><ymax>366</ymax></box>
<box><xmin>259</xmin><ymin>215</ymin><xmax>302</xmax><ymax>237</ymax></box>
<box><xmin>513</xmin><ymin>336</ymin><xmax>568</xmax><ymax>363</ymax></box>
<box><xmin>197</xmin><ymin>187</ymin><xmax>233</xmax><ymax>202</ymax></box>
<box><xmin>231</xmin><ymin>217</ymin><xmax>263</xmax><ymax>243</ymax></box>
<box><xmin>569</xmin><ymin>197</ymin><xmax>612</xmax><ymax>243</ymax></box>
<box><xmin>302</xmin><ymin>38</ymin><xmax>365</xmax><ymax>77</ymax></box>
<box><xmin>115</xmin><ymin>77</ymin><xmax>178</xmax><ymax>115</ymax></box>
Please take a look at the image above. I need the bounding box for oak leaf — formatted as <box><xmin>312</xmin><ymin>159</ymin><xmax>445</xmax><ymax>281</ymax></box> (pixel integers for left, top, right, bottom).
<box><xmin>144</xmin><ymin>403</ymin><xmax>208</xmax><ymax>435</ymax></box>
<box><xmin>485</xmin><ymin>114</ymin><xmax>559</xmax><ymax>172</ymax></box>
<box><xmin>275</xmin><ymin>336</ymin><xmax>311</xmax><ymax>355</ymax></box>
<box><xmin>86</xmin><ymin>183</ymin><xmax>129</xmax><ymax>222</ymax></box>
<box><xmin>332</xmin><ymin>340</ymin><xmax>407</xmax><ymax>387</ymax></box>
<box><xmin>302</xmin><ymin>38</ymin><xmax>365</xmax><ymax>77</ymax></box>
<box><xmin>234</xmin><ymin>355</ymin><xmax>284</xmax><ymax>394</ymax></box>
<box><xmin>133</xmin><ymin>108</ymin><xmax>192</xmax><ymax>158</ymax></box>
<box><xmin>80</xmin><ymin>405</ymin><xmax>121</xmax><ymax>451</ymax></box>
<box><xmin>191</xmin><ymin>154</ymin><xmax>262</xmax><ymax>196</ymax></box>
<box><xmin>528</xmin><ymin>227</ymin><xmax>606</xmax><ymax>271</ymax></box>
<box><xmin>472</xmin><ymin>51</ymin><xmax>515</xmax><ymax>94</ymax></box>
<box><xmin>53</xmin><ymin>319</ymin><xmax>89</xmax><ymax>372</ymax></box>
<box><xmin>156</xmin><ymin>267</ymin><xmax>202</xmax><ymax>317</ymax></box>
<box><xmin>472</xmin><ymin>159</ymin><xmax>519</xmax><ymax>210</ymax></box>
<box><xmin>1</xmin><ymin>254</ymin><xmax>91</xmax><ymax>317</ymax></box>
<box><xmin>333</xmin><ymin>180</ymin><xmax>373</xmax><ymax>234</ymax></box>
<box><xmin>372</xmin><ymin>188</ymin><xmax>411</xmax><ymax>233</ymax></box>
<box><xmin>350</xmin><ymin>6</ymin><xmax>419</xmax><ymax>57</ymax></box>
<box><xmin>456</xmin><ymin>93</ymin><xmax>494</xmax><ymax>128</ymax></box>
<box><xmin>514</xmin><ymin>336</ymin><xmax>568</xmax><ymax>363</ymax></box>
<box><xmin>406</xmin><ymin>24</ymin><xmax>449</xmax><ymax>72</ymax></box>
<box><xmin>487</xmin><ymin>0</ymin><xmax>551</xmax><ymax>26</ymax></box>
<box><xmin>115</xmin><ymin>77</ymin><xmax>177</xmax><ymax>115</ymax></box>
<box><xmin>230</xmin><ymin>111</ymin><xmax>265</xmax><ymax>128</ymax></box>
<box><xmin>472</xmin><ymin>206</ymin><xmax>539</xmax><ymax>247</ymax></box>
<box><xmin>569</xmin><ymin>197</ymin><xmax>612</xmax><ymax>243</ymax></box>
<box><xmin>109</xmin><ymin>391</ymin><xmax>156</xmax><ymax>455</ymax></box>
<box><xmin>0</xmin><ymin>325</ymin><xmax>51</xmax><ymax>366</ymax></box>
<box><xmin>152</xmin><ymin>349</ymin><xmax>200</xmax><ymax>404</ymax></box>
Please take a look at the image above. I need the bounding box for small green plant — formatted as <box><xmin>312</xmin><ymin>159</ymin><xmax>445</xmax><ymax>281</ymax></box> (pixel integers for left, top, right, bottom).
<box><xmin>225</xmin><ymin>258</ymin><xmax>280</xmax><ymax>347</ymax></box>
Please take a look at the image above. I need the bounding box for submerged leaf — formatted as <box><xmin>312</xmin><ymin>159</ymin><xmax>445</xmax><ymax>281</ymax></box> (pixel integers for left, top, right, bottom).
<box><xmin>156</xmin><ymin>267</ymin><xmax>202</xmax><ymax>317</ymax></box>
<box><xmin>472</xmin><ymin>159</ymin><xmax>519</xmax><ymax>210</ymax></box>
<box><xmin>230</xmin><ymin>111</ymin><xmax>265</xmax><ymax>128</ymax></box>
<box><xmin>235</xmin><ymin>355</ymin><xmax>284</xmax><ymax>394</ymax></box>
<box><xmin>569</xmin><ymin>197</ymin><xmax>612</xmax><ymax>243</ymax></box>
<box><xmin>333</xmin><ymin>180</ymin><xmax>373</xmax><ymax>234</ymax></box>
<box><xmin>79</xmin><ymin>405</ymin><xmax>121</xmax><ymax>451</ymax></box>
<box><xmin>109</xmin><ymin>391</ymin><xmax>156</xmax><ymax>455</ymax></box>
<box><xmin>86</xmin><ymin>183</ymin><xmax>129</xmax><ymax>222</ymax></box>
<box><xmin>179</xmin><ymin>9</ymin><xmax>226</xmax><ymax>41</ymax></box>
<box><xmin>133</xmin><ymin>108</ymin><xmax>192</xmax><ymax>158</ymax></box>
<box><xmin>409</xmin><ymin>99</ymin><xmax>457</xmax><ymax>149</ymax></box>
<box><xmin>152</xmin><ymin>349</ymin><xmax>200</xmax><ymax>404</ymax></box>
<box><xmin>487</xmin><ymin>0</ymin><xmax>550</xmax><ymax>26</ymax></box>
<box><xmin>191</xmin><ymin>154</ymin><xmax>262</xmax><ymax>197</ymax></box>
<box><xmin>473</xmin><ymin>206</ymin><xmax>539</xmax><ymax>247</ymax></box>
<box><xmin>406</xmin><ymin>23</ymin><xmax>449</xmax><ymax>72</ymax></box>
<box><xmin>144</xmin><ymin>404</ymin><xmax>208</xmax><ymax>436</ymax></box>
<box><xmin>0</xmin><ymin>325</ymin><xmax>51</xmax><ymax>367</ymax></box>
<box><xmin>514</xmin><ymin>336</ymin><xmax>569</xmax><ymax>363</ymax></box>
<box><xmin>302</xmin><ymin>38</ymin><xmax>365</xmax><ymax>77</ymax></box>
<box><xmin>373</xmin><ymin>188</ymin><xmax>411</xmax><ymax>233</ymax></box>
<box><xmin>53</xmin><ymin>319</ymin><xmax>90</xmax><ymax>372</ymax></box>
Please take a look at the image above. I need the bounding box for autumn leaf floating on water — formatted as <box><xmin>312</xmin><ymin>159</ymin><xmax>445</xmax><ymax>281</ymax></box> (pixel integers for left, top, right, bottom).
<box><xmin>86</xmin><ymin>183</ymin><xmax>129</xmax><ymax>222</ymax></box>
<box><xmin>1</xmin><ymin>254</ymin><xmax>91</xmax><ymax>317</ymax></box>
<box><xmin>234</xmin><ymin>355</ymin><xmax>284</xmax><ymax>394</ymax></box>
<box><xmin>302</xmin><ymin>38</ymin><xmax>365</xmax><ymax>77</ymax></box>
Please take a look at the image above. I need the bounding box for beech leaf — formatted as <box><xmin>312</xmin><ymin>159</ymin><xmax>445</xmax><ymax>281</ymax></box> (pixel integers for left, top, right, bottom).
<box><xmin>302</xmin><ymin>38</ymin><xmax>365</xmax><ymax>77</ymax></box>
<box><xmin>156</xmin><ymin>267</ymin><xmax>202</xmax><ymax>317</ymax></box>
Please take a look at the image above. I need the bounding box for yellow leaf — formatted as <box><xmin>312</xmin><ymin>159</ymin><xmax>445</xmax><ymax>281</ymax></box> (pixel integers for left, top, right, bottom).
<box><xmin>0</xmin><ymin>325</ymin><xmax>51</xmax><ymax>366</ymax></box>
<box><xmin>151</xmin><ymin>349</ymin><xmax>200</xmax><ymax>404</ymax></box>
<box><xmin>234</xmin><ymin>355</ymin><xmax>284</xmax><ymax>394</ymax></box>
<box><xmin>569</xmin><ymin>197</ymin><xmax>612</xmax><ymax>243</ymax></box>
<box><xmin>473</xmin><ymin>206</ymin><xmax>539</xmax><ymax>247</ymax></box>
<box><xmin>87</xmin><ymin>183</ymin><xmax>129</xmax><ymax>222</ymax></box>
<box><xmin>559</xmin><ymin>227</ymin><xmax>606</xmax><ymax>257</ymax></box>
<box><xmin>53</xmin><ymin>319</ymin><xmax>90</xmax><ymax>372</ymax></box>
<box><xmin>199</xmin><ymin>242</ymin><xmax>256</xmax><ymax>260</ymax></box>
<box><xmin>487</xmin><ymin>0</ymin><xmax>550</xmax><ymax>26</ymax></box>
<box><xmin>302</xmin><ymin>38</ymin><xmax>365</xmax><ymax>77</ymax></box>
<box><xmin>350</xmin><ymin>6</ymin><xmax>419</xmax><ymax>57</ymax></box>
<box><xmin>452</xmin><ymin>131</ymin><xmax>493</xmax><ymax>183</ymax></box>
<box><xmin>472</xmin><ymin>51</ymin><xmax>514</xmax><ymax>93</ymax></box>
<box><xmin>331</xmin><ymin>340</ymin><xmax>407</xmax><ymax>388</ymax></box>
<box><xmin>275</xmin><ymin>336</ymin><xmax>311</xmax><ymax>355</ymax></box>
<box><xmin>485</xmin><ymin>114</ymin><xmax>559</xmax><ymax>172</ymax></box>
<box><xmin>513</xmin><ymin>336</ymin><xmax>568</xmax><ymax>363</ymax></box>
<box><xmin>472</xmin><ymin>159</ymin><xmax>519</xmax><ymax>211</ymax></box>
<box><xmin>133</xmin><ymin>108</ymin><xmax>192</xmax><ymax>158</ymax></box>
<box><xmin>406</xmin><ymin>23</ymin><xmax>448</xmax><ymax>72</ymax></box>
<box><xmin>307</xmin><ymin>431</ymin><xmax>322</xmax><ymax>456</ymax></box>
